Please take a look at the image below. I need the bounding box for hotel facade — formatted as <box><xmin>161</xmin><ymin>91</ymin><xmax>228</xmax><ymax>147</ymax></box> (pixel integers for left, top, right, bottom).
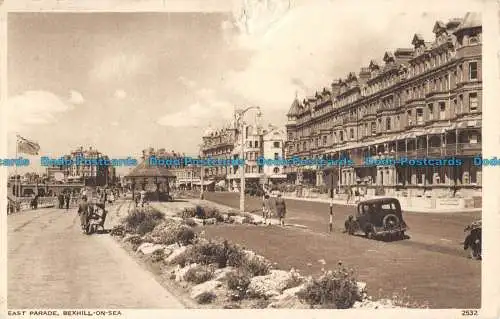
<box><xmin>201</xmin><ymin>114</ymin><xmax>287</xmax><ymax>190</ymax></box>
<box><xmin>285</xmin><ymin>13</ymin><xmax>482</xmax><ymax>198</ymax></box>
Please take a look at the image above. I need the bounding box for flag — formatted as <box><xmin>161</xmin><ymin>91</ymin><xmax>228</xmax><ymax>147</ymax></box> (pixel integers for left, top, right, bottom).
<box><xmin>17</xmin><ymin>135</ymin><xmax>40</xmax><ymax>155</ymax></box>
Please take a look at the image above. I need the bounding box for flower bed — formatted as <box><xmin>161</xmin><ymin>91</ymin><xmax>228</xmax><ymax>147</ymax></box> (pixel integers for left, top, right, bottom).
<box><xmin>111</xmin><ymin>206</ymin><xmax>411</xmax><ymax>309</ymax></box>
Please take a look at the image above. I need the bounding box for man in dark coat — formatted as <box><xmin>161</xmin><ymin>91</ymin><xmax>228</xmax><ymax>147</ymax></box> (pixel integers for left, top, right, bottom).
<box><xmin>274</xmin><ymin>192</ymin><xmax>286</xmax><ymax>226</ymax></box>
<box><xmin>58</xmin><ymin>194</ymin><xmax>64</xmax><ymax>209</ymax></box>
<box><xmin>78</xmin><ymin>196</ymin><xmax>90</xmax><ymax>232</ymax></box>
<box><xmin>65</xmin><ymin>193</ymin><xmax>70</xmax><ymax>210</ymax></box>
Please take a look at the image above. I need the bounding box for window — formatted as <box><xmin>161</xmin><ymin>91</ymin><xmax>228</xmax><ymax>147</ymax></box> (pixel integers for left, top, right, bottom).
<box><xmin>371</xmin><ymin>122</ymin><xmax>376</xmax><ymax>135</ymax></box>
<box><xmin>439</xmin><ymin>102</ymin><xmax>446</xmax><ymax>120</ymax></box>
<box><xmin>416</xmin><ymin>108</ymin><xmax>424</xmax><ymax>125</ymax></box>
<box><xmin>274</xmin><ymin>152</ymin><xmax>279</xmax><ymax>160</ymax></box>
<box><xmin>469</xmin><ymin>93</ymin><xmax>478</xmax><ymax>112</ymax></box>
<box><xmin>322</xmin><ymin>136</ymin><xmax>327</xmax><ymax>145</ymax></box>
<box><xmin>469</xmin><ymin>62</ymin><xmax>478</xmax><ymax>80</ymax></box>
<box><xmin>386</xmin><ymin>118</ymin><xmax>391</xmax><ymax>131</ymax></box>
<box><xmin>255</xmin><ymin>141</ymin><xmax>259</xmax><ymax>148</ymax></box>
<box><xmin>350</xmin><ymin>128</ymin><xmax>354</xmax><ymax>139</ymax></box>
<box><xmin>458</xmin><ymin>94</ymin><xmax>463</xmax><ymax>113</ymax></box>
<box><xmin>340</xmin><ymin>131</ymin><xmax>344</xmax><ymax>141</ymax></box>
<box><xmin>427</xmin><ymin>104</ymin><xmax>434</xmax><ymax>120</ymax></box>
<box><xmin>470</xmin><ymin>134</ymin><xmax>478</xmax><ymax>144</ymax></box>
<box><xmin>396</xmin><ymin>115</ymin><xmax>400</xmax><ymax>129</ymax></box>
<box><xmin>273</xmin><ymin>167</ymin><xmax>280</xmax><ymax>174</ymax></box>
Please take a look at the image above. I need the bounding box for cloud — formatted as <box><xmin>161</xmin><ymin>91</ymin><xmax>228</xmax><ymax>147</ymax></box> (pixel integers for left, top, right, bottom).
<box><xmin>178</xmin><ymin>76</ymin><xmax>197</xmax><ymax>89</ymax></box>
<box><xmin>114</xmin><ymin>89</ymin><xmax>127</xmax><ymax>100</ymax></box>
<box><xmin>5</xmin><ymin>90</ymin><xmax>75</xmax><ymax>132</ymax></box>
<box><xmin>90</xmin><ymin>53</ymin><xmax>144</xmax><ymax>82</ymax></box>
<box><xmin>68</xmin><ymin>90</ymin><xmax>85</xmax><ymax>105</ymax></box>
<box><xmin>222</xmin><ymin>0</ymin><xmax>470</xmax><ymax>111</ymax></box>
<box><xmin>157</xmin><ymin>88</ymin><xmax>234</xmax><ymax>128</ymax></box>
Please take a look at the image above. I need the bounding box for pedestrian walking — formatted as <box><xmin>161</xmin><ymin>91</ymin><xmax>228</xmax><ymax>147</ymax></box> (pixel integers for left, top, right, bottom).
<box><xmin>262</xmin><ymin>194</ymin><xmax>272</xmax><ymax>225</ymax></box>
<box><xmin>346</xmin><ymin>186</ymin><xmax>352</xmax><ymax>204</ymax></box>
<box><xmin>78</xmin><ymin>196</ymin><xmax>90</xmax><ymax>233</ymax></box>
<box><xmin>65</xmin><ymin>193</ymin><xmax>70</xmax><ymax>210</ymax></box>
<box><xmin>274</xmin><ymin>192</ymin><xmax>287</xmax><ymax>226</ymax></box>
<box><xmin>58</xmin><ymin>193</ymin><xmax>64</xmax><ymax>209</ymax></box>
<box><xmin>32</xmin><ymin>194</ymin><xmax>39</xmax><ymax>210</ymax></box>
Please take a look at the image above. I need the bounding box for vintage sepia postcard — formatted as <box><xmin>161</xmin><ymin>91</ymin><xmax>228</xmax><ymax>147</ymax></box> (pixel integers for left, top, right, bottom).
<box><xmin>1</xmin><ymin>0</ymin><xmax>499</xmax><ymax>318</ymax></box>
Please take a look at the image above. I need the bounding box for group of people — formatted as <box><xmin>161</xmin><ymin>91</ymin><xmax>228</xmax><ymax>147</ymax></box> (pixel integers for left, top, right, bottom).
<box><xmin>134</xmin><ymin>190</ymin><xmax>148</xmax><ymax>208</ymax></box>
<box><xmin>261</xmin><ymin>192</ymin><xmax>287</xmax><ymax>226</ymax></box>
<box><xmin>76</xmin><ymin>187</ymin><xmax>120</xmax><ymax>233</ymax></box>
<box><xmin>345</xmin><ymin>186</ymin><xmax>364</xmax><ymax>204</ymax></box>
<box><xmin>58</xmin><ymin>193</ymin><xmax>72</xmax><ymax>210</ymax></box>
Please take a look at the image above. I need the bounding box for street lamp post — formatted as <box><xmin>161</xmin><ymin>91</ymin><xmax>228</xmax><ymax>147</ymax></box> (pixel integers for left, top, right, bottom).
<box><xmin>199</xmin><ymin>144</ymin><xmax>204</xmax><ymax>200</ymax></box>
<box><xmin>235</xmin><ymin>106</ymin><xmax>261</xmax><ymax>214</ymax></box>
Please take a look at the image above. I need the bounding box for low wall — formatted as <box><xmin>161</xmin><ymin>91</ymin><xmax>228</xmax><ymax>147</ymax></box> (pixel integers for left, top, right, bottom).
<box><xmin>8</xmin><ymin>197</ymin><xmax>57</xmax><ymax>213</ymax></box>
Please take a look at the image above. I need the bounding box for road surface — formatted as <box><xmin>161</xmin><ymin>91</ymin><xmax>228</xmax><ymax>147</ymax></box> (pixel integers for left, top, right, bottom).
<box><xmin>7</xmin><ymin>203</ymin><xmax>184</xmax><ymax>309</ymax></box>
<box><xmin>202</xmin><ymin>192</ymin><xmax>481</xmax><ymax>308</ymax></box>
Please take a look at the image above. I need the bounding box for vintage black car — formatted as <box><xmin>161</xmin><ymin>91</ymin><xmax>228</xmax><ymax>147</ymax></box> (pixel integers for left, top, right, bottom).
<box><xmin>344</xmin><ymin>197</ymin><xmax>408</xmax><ymax>240</ymax></box>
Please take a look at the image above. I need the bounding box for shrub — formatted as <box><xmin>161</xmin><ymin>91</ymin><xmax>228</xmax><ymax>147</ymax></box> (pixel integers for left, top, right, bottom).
<box><xmin>242</xmin><ymin>256</ymin><xmax>271</xmax><ymax>276</ymax></box>
<box><xmin>184</xmin><ymin>265</ymin><xmax>214</xmax><ymax>284</ymax></box>
<box><xmin>149</xmin><ymin>219</ymin><xmax>185</xmax><ymax>245</ymax></box>
<box><xmin>180</xmin><ymin>207</ymin><xmax>196</xmax><ymax>219</ymax></box>
<box><xmin>126</xmin><ymin>234</ymin><xmax>143</xmax><ymax>245</ymax></box>
<box><xmin>226</xmin><ymin>271</ymin><xmax>251</xmax><ymax>300</ymax></box>
<box><xmin>137</xmin><ymin>218</ymin><xmax>159</xmax><ymax>235</ymax></box>
<box><xmin>176</xmin><ymin>226</ymin><xmax>195</xmax><ymax>246</ymax></box>
<box><xmin>195</xmin><ymin>291</ymin><xmax>216</xmax><ymax>304</ymax></box>
<box><xmin>124</xmin><ymin>209</ymin><xmax>147</xmax><ymax>230</ymax></box>
<box><xmin>149</xmin><ymin>208</ymin><xmax>165</xmax><ymax>220</ymax></box>
<box><xmin>151</xmin><ymin>249</ymin><xmax>165</xmax><ymax>263</ymax></box>
<box><xmin>184</xmin><ymin>218</ymin><xmax>197</xmax><ymax>227</ymax></box>
<box><xmin>110</xmin><ymin>225</ymin><xmax>125</xmax><ymax>237</ymax></box>
<box><xmin>242</xmin><ymin>215</ymin><xmax>254</xmax><ymax>224</ymax></box>
<box><xmin>251</xmin><ymin>299</ymin><xmax>271</xmax><ymax>309</ymax></box>
<box><xmin>172</xmin><ymin>239</ymin><xmax>246</xmax><ymax>269</ymax></box>
<box><xmin>124</xmin><ymin>208</ymin><xmax>164</xmax><ymax>234</ymax></box>
<box><xmin>296</xmin><ymin>264</ymin><xmax>361</xmax><ymax>309</ymax></box>
<box><xmin>285</xmin><ymin>269</ymin><xmax>304</xmax><ymax>289</ymax></box>
<box><xmin>227</xmin><ymin>210</ymin><xmax>238</xmax><ymax>217</ymax></box>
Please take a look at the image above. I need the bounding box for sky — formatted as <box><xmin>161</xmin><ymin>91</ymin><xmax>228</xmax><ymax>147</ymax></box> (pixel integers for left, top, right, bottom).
<box><xmin>4</xmin><ymin>0</ymin><xmax>475</xmax><ymax>173</ymax></box>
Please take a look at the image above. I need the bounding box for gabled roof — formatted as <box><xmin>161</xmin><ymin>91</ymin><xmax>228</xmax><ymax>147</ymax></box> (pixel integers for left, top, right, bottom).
<box><xmin>433</xmin><ymin>20</ymin><xmax>446</xmax><ymax>34</ymax></box>
<box><xmin>383</xmin><ymin>51</ymin><xmax>395</xmax><ymax>63</ymax></box>
<box><xmin>368</xmin><ymin>60</ymin><xmax>380</xmax><ymax>70</ymax></box>
<box><xmin>126</xmin><ymin>159</ymin><xmax>176</xmax><ymax>178</ymax></box>
<box><xmin>287</xmin><ymin>98</ymin><xmax>301</xmax><ymax>116</ymax></box>
<box><xmin>411</xmin><ymin>33</ymin><xmax>425</xmax><ymax>45</ymax></box>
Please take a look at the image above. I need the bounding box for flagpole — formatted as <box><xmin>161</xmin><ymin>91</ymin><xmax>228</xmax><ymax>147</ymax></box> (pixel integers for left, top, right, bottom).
<box><xmin>15</xmin><ymin>134</ymin><xmax>19</xmax><ymax>199</ymax></box>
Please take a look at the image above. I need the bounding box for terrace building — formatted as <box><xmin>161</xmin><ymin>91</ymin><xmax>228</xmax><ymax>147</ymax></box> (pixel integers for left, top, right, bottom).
<box><xmin>285</xmin><ymin>13</ymin><xmax>482</xmax><ymax>199</ymax></box>
<box><xmin>202</xmin><ymin>115</ymin><xmax>287</xmax><ymax>190</ymax></box>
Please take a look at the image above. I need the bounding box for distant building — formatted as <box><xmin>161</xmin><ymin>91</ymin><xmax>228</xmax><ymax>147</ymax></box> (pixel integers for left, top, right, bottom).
<box><xmin>202</xmin><ymin>114</ymin><xmax>287</xmax><ymax>190</ymax></box>
<box><xmin>45</xmin><ymin>146</ymin><xmax>116</xmax><ymax>186</ymax></box>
